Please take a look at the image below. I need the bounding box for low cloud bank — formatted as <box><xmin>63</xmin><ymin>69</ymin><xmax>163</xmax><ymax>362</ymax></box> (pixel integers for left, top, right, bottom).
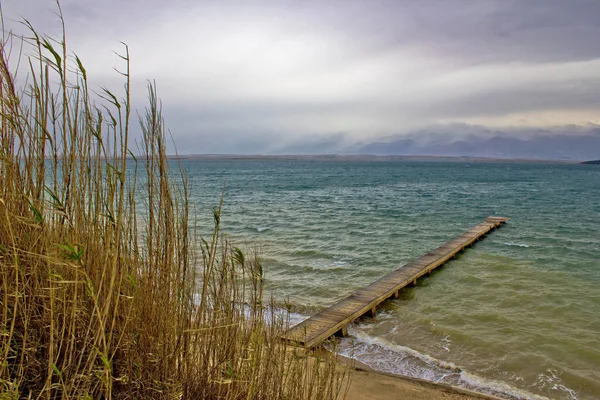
<box><xmin>354</xmin><ymin>124</ymin><xmax>600</xmax><ymax>160</ymax></box>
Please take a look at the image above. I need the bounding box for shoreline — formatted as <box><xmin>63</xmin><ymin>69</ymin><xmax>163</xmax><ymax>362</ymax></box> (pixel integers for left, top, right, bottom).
<box><xmin>333</xmin><ymin>352</ymin><xmax>505</xmax><ymax>400</ymax></box>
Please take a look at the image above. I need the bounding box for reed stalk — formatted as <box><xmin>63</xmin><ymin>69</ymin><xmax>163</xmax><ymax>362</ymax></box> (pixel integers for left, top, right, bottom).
<box><xmin>0</xmin><ymin>10</ymin><xmax>347</xmax><ymax>400</ymax></box>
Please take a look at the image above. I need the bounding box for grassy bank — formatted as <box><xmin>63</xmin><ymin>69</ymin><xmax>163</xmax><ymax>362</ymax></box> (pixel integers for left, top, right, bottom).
<box><xmin>0</xmin><ymin>14</ymin><xmax>345</xmax><ymax>399</ymax></box>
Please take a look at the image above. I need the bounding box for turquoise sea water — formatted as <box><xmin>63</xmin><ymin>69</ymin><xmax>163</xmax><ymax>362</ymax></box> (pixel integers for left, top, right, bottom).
<box><xmin>181</xmin><ymin>159</ymin><xmax>599</xmax><ymax>400</ymax></box>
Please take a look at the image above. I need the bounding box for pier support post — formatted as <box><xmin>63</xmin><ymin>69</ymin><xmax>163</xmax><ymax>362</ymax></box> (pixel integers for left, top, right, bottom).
<box><xmin>334</xmin><ymin>325</ymin><xmax>348</xmax><ymax>337</ymax></box>
<box><xmin>391</xmin><ymin>291</ymin><xmax>399</xmax><ymax>299</ymax></box>
<box><xmin>366</xmin><ymin>306</ymin><xmax>377</xmax><ymax>318</ymax></box>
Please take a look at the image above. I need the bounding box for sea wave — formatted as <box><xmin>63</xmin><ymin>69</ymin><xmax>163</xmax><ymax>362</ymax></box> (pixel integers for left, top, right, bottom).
<box><xmin>534</xmin><ymin>369</ymin><xmax>580</xmax><ymax>400</ymax></box>
<box><xmin>332</xmin><ymin>327</ymin><xmax>552</xmax><ymax>400</ymax></box>
<box><xmin>504</xmin><ymin>242</ymin><xmax>530</xmax><ymax>248</ymax></box>
<box><xmin>269</xmin><ymin>305</ymin><xmax>579</xmax><ymax>400</ymax></box>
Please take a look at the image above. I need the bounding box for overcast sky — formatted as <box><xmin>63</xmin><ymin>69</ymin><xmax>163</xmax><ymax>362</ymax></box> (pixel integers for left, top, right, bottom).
<box><xmin>2</xmin><ymin>0</ymin><xmax>600</xmax><ymax>158</ymax></box>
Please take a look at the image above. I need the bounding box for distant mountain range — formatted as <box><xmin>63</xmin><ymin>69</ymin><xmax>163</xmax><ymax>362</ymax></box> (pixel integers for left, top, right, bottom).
<box><xmin>358</xmin><ymin>131</ymin><xmax>600</xmax><ymax>161</ymax></box>
<box><xmin>582</xmin><ymin>159</ymin><xmax>600</xmax><ymax>164</ymax></box>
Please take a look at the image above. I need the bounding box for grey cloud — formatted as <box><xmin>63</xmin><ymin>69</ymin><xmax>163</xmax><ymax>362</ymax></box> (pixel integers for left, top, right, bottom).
<box><xmin>7</xmin><ymin>0</ymin><xmax>600</xmax><ymax>64</ymax></box>
<box><xmin>2</xmin><ymin>0</ymin><xmax>600</xmax><ymax>158</ymax></box>
<box><xmin>170</xmin><ymin>133</ymin><xmax>275</xmax><ymax>155</ymax></box>
<box><xmin>357</xmin><ymin>124</ymin><xmax>600</xmax><ymax>160</ymax></box>
<box><xmin>269</xmin><ymin>133</ymin><xmax>350</xmax><ymax>155</ymax></box>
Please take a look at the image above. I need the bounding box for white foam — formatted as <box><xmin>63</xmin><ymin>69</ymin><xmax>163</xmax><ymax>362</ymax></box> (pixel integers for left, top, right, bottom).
<box><xmin>273</xmin><ymin>307</ymin><xmax>575</xmax><ymax>400</ymax></box>
<box><xmin>341</xmin><ymin>329</ymin><xmax>462</xmax><ymax>373</ymax></box>
<box><xmin>534</xmin><ymin>369</ymin><xmax>579</xmax><ymax>400</ymax></box>
<box><xmin>504</xmin><ymin>242</ymin><xmax>530</xmax><ymax>248</ymax></box>
<box><xmin>333</xmin><ymin>329</ymin><xmax>552</xmax><ymax>400</ymax></box>
<box><xmin>460</xmin><ymin>370</ymin><xmax>551</xmax><ymax>400</ymax></box>
<box><xmin>256</xmin><ymin>226</ymin><xmax>269</xmax><ymax>232</ymax></box>
<box><xmin>441</xmin><ymin>335</ymin><xmax>451</xmax><ymax>352</ymax></box>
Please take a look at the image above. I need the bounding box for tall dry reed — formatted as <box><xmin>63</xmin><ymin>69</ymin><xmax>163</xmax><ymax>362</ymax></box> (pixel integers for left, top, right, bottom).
<box><xmin>0</xmin><ymin>11</ymin><xmax>346</xmax><ymax>400</ymax></box>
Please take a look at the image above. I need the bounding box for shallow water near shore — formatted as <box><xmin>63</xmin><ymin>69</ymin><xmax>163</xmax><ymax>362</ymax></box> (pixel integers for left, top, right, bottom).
<box><xmin>181</xmin><ymin>159</ymin><xmax>600</xmax><ymax>400</ymax></box>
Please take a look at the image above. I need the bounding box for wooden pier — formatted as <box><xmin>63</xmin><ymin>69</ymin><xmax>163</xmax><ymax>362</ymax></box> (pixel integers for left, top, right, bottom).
<box><xmin>285</xmin><ymin>216</ymin><xmax>509</xmax><ymax>348</ymax></box>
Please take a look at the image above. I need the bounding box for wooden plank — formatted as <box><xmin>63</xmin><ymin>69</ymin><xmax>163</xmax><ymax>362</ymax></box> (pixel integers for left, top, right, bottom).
<box><xmin>284</xmin><ymin>216</ymin><xmax>509</xmax><ymax>348</ymax></box>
